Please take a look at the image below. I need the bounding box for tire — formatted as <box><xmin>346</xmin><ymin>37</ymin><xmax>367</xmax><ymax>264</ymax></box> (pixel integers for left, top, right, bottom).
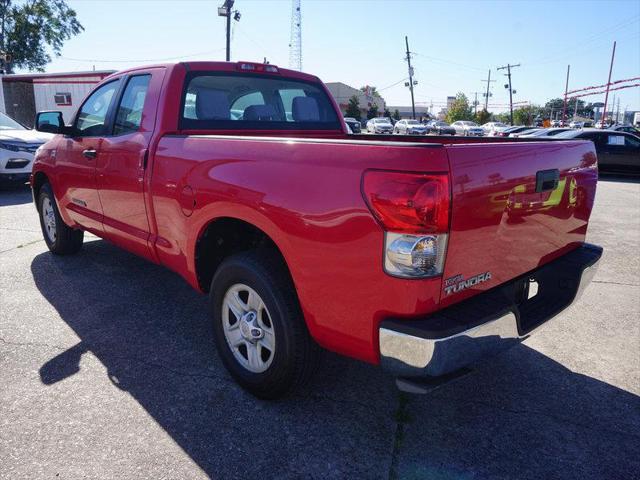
<box><xmin>210</xmin><ymin>250</ymin><xmax>319</xmax><ymax>399</ymax></box>
<box><xmin>37</xmin><ymin>182</ymin><xmax>84</xmax><ymax>255</ymax></box>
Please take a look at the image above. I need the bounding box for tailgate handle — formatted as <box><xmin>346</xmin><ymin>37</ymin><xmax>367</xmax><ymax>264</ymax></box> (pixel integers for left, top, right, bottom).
<box><xmin>535</xmin><ymin>169</ymin><xmax>559</xmax><ymax>193</ymax></box>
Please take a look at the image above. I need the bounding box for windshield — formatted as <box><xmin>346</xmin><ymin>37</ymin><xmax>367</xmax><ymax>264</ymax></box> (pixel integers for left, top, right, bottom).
<box><xmin>436</xmin><ymin>122</ymin><xmax>448</xmax><ymax>126</ymax></box>
<box><xmin>375</xmin><ymin>118</ymin><xmax>390</xmax><ymax>123</ymax></box>
<box><xmin>407</xmin><ymin>120</ymin><xmax>420</xmax><ymax>125</ymax></box>
<box><xmin>0</xmin><ymin>112</ymin><xmax>26</xmax><ymax>130</ymax></box>
<box><xmin>462</xmin><ymin>121</ymin><xmax>477</xmax><ymax>126</ymax></box>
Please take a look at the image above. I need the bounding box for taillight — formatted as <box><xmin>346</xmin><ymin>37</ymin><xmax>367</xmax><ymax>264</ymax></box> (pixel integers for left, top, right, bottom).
<box><xmin>362</xmin><ymin>170</ymin><xmax>450</xmax><ymax>278</ymax></box>
<box><xmin>362</xmin><ymin>171</ymin><xmax>449</xmax><ymax>233</ymax></box>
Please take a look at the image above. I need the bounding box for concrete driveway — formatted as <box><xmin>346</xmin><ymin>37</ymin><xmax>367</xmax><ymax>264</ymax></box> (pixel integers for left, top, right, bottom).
<box><xmin>1</xmin><ymin>177</ymin><xmax>638</xmax><ymax>479</ymax></box>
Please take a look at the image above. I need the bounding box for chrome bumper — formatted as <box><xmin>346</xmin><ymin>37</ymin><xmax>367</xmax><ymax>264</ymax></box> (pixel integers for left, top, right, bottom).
<box><xmin>380</xmin><ymin>243</ymin><xmax>602</xmax><ymax>378</ymax></box>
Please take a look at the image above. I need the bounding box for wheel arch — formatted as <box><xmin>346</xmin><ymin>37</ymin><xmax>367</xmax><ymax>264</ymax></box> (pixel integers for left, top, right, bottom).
<box><xmin>193</xmin><ymin>215</ymin><xmax>293</xmax><ymax>295</ymax></box>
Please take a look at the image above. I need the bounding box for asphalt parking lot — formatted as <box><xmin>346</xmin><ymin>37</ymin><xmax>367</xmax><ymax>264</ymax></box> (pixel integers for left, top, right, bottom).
<box><xmin>1</xmin><ymin>177</ymin><xmax>638</xmax><ymax>480</ymax></box>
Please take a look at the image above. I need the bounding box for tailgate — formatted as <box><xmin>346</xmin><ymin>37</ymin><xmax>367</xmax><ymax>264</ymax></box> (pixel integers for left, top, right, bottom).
<box><xmin>440</xmin><ymin>140</ymin><xmax>597</xmax><ymax>307</ymax></box>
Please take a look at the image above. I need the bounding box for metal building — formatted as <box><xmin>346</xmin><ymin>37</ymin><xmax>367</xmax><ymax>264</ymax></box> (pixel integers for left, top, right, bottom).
<box><xmin>0</xmin><ymin>70</ymin><xmax>114</xmax><ymax>126</ymax></box>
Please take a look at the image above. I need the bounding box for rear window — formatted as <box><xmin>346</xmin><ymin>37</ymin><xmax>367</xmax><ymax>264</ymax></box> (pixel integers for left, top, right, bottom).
<box><xmin>181</xmin><ymin>72</ymin><xmax>340</xmax><ymax>130</ymax></box>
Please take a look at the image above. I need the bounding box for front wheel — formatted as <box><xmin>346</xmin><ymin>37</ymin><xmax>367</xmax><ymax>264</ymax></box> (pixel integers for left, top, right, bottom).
<box><xmin>210</xmin><ymin>250</ymin><xmax>319</xmax><ymax>399</ymax></box>
<box><xmin>38</xmin><ymin>183</ymin><xmax>84</xmax><ymax>255</ymax></box>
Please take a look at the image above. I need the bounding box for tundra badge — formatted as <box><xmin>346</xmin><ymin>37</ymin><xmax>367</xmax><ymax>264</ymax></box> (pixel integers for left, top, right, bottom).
<box><xmin>444</xmin><ymin>272</ymin><xmax>492</xmax><ymax>296</ymax></box>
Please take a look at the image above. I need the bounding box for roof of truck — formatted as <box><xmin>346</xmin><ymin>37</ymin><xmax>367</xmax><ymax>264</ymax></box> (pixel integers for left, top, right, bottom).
<box><xmin>104</xmin><ymin>61</ymin><xmax>322</xmax><ymax>84</ymax></box>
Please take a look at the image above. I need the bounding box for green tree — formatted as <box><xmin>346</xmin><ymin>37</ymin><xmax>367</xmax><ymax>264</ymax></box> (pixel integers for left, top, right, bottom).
<box><xmin>366</xmin><ymin>104</ymin><xmax>378</xmax><ymax>120</ymax></box>
<box><xmin>345</xmin><ymin>95</ymin><xmax>361</xmax><ymax>120</ymax></box>
<box><xmin>392</xmin><ymin>109</ymin><xmax>401</xmax><ymax>121</ymax></box>
<box><xmin>475</xmin><ymin>109</ymin><xmax>491</xmax><ymax>125</ymax></box>
<box><xmin>383</xmin><ymin>107</ymin><xmax>391</xmax><ymax>118</ymax></box>
<box><xmin>513</xmin><ymin>105</ymin><xmax>542</xmax><ymax>126</ymax></box>
<box><xmin>359</xmin><ymin>85</ymin><xmax>379</xmax><ymax>97</ymax></box>
<box><xmin>544</xmin><ymin>97</ymin><xmax>593</xmax><ymax>119</ymax></box>
<box><xmin>0</xmin><ymin>0</ymin><xmax>83</xmax><ymax>73</ymax></box>
<box><xmin>445</xmin><ymin>93</ymin><xmax>473</xmax><ymax>123</ymax></box>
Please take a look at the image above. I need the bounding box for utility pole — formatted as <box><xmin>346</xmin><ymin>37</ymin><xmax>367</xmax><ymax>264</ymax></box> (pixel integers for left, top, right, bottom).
<box><xmin>404</xmin><ymin>36</ymin><xmax>416</xmax><ymax>119</ymax></box>
<box><xmin>482</xmin><ymin>69</ymin><xmax>495</xmax><ymax>111</ymax></box>
<box><xmin>601</xmin><ymin>41</ymin><xmax>616</xmax><ymax>127</ymax></box>
<box><xmin>562</xmin><ymin>64</ymin><xmax>570</xmax><ymax>125</ymax></box>
<box><xmin>472</xmin><ymin>91</ymin><xmax>480</xmax><ymax>115</ymax></box>
<box><xmin>497</xmin><ymin>63</ymin><xmax>520</xmax><ymax>125</ymax></box>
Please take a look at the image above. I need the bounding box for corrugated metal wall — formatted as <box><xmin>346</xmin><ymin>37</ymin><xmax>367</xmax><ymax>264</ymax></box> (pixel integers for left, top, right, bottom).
<box><xmin>34</xmin><ymin>76</ymin><xmax>105</xmax><ymax>123</ymax></box>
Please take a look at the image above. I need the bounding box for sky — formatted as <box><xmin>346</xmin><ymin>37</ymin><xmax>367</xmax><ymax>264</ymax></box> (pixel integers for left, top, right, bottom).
<box><xmin>31</xmin><ymin>0</ymin><xmax>640</xmax><ymax>114</ymax></box>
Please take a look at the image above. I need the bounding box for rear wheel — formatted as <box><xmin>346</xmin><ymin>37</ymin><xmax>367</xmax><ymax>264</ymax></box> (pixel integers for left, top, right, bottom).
<box><xmin>37</xmin><ymin>183</ymin><xmax>83</xmax><ymax>255</ymax></box>
<box><xmin>210</xmin><ymin>250</ymin><xmax>319</xmax><ymax>399</ymax></box>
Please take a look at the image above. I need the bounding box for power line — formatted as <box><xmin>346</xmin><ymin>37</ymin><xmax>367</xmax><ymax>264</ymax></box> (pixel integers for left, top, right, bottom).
<box><xmin>378</xmin><ymin>77</ymin><xmax>409</xmax><ymax>91</ymax></box>
<box><xmin>411</xmin><ymin>52</ymin><xmax>486</xmax><ymax>72</ymax></box>
<box><xmin>60</xmin><ymin>48</ymin><xmax>226</xmax><ymax>64</ymax></box>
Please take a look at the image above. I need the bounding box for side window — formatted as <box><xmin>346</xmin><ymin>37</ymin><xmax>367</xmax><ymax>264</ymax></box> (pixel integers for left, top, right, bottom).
<box><xmin>75</xmin><ymin>80</ymin><xmax>120</xmax><ymax>136</ymax></box>
<box><xmin>625</xmin><ymin>135</ymin><xmax>640</xmax><ymax>148</ymax></box>
<box><xmin>231</xmin><ymin>91</ymin><xmax>265</xmax><ymax>120</ymax></box>
<box><xmin>607</xmin><ymin>135</ymin><xmax>625</xmax><ymax>146</ymax></box>
<box><xmin>114</xmin><ymin>75</ymin><xmax>151</xmax><ymax>135</ymax></box>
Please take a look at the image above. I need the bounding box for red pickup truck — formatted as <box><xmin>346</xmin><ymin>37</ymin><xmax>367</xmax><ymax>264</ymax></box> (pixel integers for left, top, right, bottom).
<box><xmin>31</xmin><ymin>61</ymin><xmax>602</xmax><ymax>398</ymax></box>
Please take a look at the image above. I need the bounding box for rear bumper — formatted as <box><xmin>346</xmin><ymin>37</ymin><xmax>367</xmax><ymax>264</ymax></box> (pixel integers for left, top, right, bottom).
<box><xmin>379</xmin><ymin>243</ymin><xmax>602</xmax><ymax>377</ymax></box>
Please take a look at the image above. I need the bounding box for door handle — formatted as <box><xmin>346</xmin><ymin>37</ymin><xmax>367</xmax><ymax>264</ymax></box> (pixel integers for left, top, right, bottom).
<box><xmin>82</xmin><ymin>149</ymin><xmax>97</xmax><ymax>159</ymax></box>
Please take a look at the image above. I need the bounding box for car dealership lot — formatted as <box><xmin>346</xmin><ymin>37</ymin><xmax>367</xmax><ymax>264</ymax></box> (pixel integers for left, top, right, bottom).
<box><xmin>0</xmin><ymin>179</ymin><xmax>638</xmax><ymax>480</ymax></box>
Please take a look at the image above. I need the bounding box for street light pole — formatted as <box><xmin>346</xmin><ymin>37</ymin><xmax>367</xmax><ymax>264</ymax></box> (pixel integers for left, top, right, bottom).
<box><xmin>226</xmin><ymin>4</ymin><xmax>231</xmax><ymax>61</ymax></box>
<box><xmin>218</xmin><ymin>0</ymin><xmax>236</xmax><ymax>61</ymax></box>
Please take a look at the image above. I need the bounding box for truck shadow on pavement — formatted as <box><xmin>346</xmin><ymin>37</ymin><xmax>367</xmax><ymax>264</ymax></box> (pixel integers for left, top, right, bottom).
<box><xmin>31</xmin><ymin>239</ymin><xmax>639</xmax><ymax>479</ymax></box>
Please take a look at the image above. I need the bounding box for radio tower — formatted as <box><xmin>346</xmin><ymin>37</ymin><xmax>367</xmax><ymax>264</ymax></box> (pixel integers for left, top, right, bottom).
<box><xmin>289</xmin><ymin>0</ymin><xmax>302</xmax><ymax>71</ymax></box>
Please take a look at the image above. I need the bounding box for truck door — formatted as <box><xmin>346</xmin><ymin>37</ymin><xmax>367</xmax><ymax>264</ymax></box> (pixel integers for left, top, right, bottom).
<box><xmin>97</xmin><ymin>69</ymin><xmax>165</xmax><ymax>261</ymax></box>
<box><xmin>57</xmin><ymin>79</ymin><xmax>122</xmax><ymax>233</ymax></box>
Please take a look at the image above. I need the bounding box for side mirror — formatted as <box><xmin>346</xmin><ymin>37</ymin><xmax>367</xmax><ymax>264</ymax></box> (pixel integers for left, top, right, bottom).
<box><xmin>35</xmin><ymin>111</ymin><xmax>66</xmax><ymax>134</ymax></box>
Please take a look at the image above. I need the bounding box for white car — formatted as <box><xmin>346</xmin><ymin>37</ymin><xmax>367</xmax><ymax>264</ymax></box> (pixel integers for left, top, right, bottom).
<box><xmin>393</xmin><ymin>119</ymin><xmax>427</xmax><ymax>135</ymax></box>
<box><xmin>517</xmin><ymin>128</ymin><xmax>573</xmax><ymax>138</ymax></box>
<box><xmin>0</xmin><ymin>112</ymin><xmax>53</xmax><ymax>184</ymax></box>
<box><xmin>482</xmin><ymin>122</ymin><xmax>508</xmax><ymax>136</ymax></box>
<box><xmin>366</xmin><ymin>117</ymin><xmax>394</xmax><ymax>134</ymax></box>
<box><xmin>451</xmin><ymin>121</ymin><xmax>484</xmax><ymax>136</ymax></box>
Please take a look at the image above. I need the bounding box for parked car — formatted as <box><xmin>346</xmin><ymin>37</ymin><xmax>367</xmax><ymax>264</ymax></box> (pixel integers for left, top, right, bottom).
<box><xmin>451</xmin><ymin>120</ymin><xmax>484</xmax><ymax>136</ymax></box>
<box><xmin>0</xmin><ymin>112</ymin><xmax>53</xmax><ymax>184</ymax></box>
<box><xmin>31</xmin><ymin>60</ymin><xmax>602</xmax><ymax>399</ymax></box>
<box><xmin>427</xmin><ymin>120</ymin><xmax>456</xmax><ymax>135</ymax></box>
<box><xmin>493</xmin><ymin>125</ymin><xmax>536</xmax><ymax>137</ymax></box>
<box><xmin>550</xmin><ymin>120</ymin><xmax>561</xmax><ymax>127</ymax></box>
<box><xmin>366</xmin><ymin>117</ymin><xmax>394</xmax><ymax>134</ymax></box>
<box><xmin>610</xmin><ymin>124</ymin><xmax>640</xmax><ymax>137</ymax></box>
<box><xmin>517</xmin><ymin>128</ymin><xmax>573</xmax><ymax>138</ymax></box>
<box><xmin>511</xmin><ymin>128</ymin><xmax>544</xmax><ymax>138</ymax></box>
<box><xmin>343</xmin><ymin>117</ymin><xmax>361</xmax><ymax>134</ymax></box>
<box><xmin>393</xmin><ymin>119</ymin><xmax>427</xmax><ymax>135</ymax></box>
<box><xmin>482</xmin><ymin>122</ymin><xmax>508</xmax><ymax>136</ymax></box>
<box><xmin>554</xmin><ymin>128</ymin><xmax>640</xmax><ymax>174</ymax></box>
<box><xmin>569</xmin><ymin>121</ymin><xmax>584</xmax><ymax>128</ymax></box>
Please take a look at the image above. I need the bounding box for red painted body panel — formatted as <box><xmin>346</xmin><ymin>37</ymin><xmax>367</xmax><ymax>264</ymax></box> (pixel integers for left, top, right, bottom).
<box><xmin>440</xmin><ymin>141</ymin><xmax>597</xmax><ymax>307</ymax></box>
<box><xmin>151</xmin><ymin>136</ymin><xmax>449</xmax><ymax>362</ymax></box>
<box><xmin>31</xmin><ymin>61</ymin><xmax>598</xmax><ymax>366</ymax></box>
